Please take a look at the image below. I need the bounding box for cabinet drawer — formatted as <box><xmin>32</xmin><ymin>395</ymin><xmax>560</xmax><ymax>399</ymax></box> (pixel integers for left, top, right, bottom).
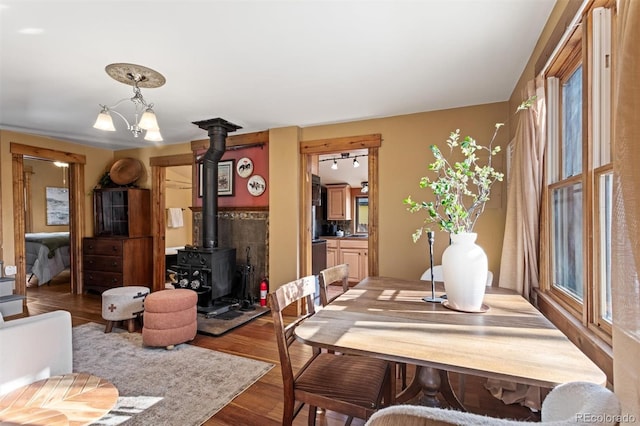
<box><xmin>339</xmin><ymin>239</ymin><xmax>368</xmax><ymax>249</ymax></box>
<box><xmin>84</xmin><ymin>239</ymin><xmax>123</xmax><ymax>256</ymax></box>
<box><xmin>84</xmin><ymin>270</ymin><xmax>123</xmax><ymax>288</ymax></box>
<box><xmin>84</xmin><ymin>255</ymin><xmax>122</xmax><ymax>272</ymax></box>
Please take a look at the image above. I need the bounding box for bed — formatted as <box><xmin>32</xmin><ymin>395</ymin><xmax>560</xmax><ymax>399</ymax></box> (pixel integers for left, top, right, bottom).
<box><xmin>25</xmin><ymin>232</ymin><xmax>71</xmax><ymax>286</ymax></box>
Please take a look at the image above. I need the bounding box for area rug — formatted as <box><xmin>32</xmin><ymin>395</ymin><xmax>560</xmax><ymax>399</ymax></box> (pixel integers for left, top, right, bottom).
<box><xmin>197</xmin><ymin>305</ymin><xmax>270</xmax><ymax>337</ymax></box>
<box><xmin>72</xmin><ymin>322</ymin><xmax>274</xmax><ymax>426</ymax></box>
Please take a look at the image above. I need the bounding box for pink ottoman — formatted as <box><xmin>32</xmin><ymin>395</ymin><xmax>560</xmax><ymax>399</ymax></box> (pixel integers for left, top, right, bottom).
<box><xmin>142</xmin><ymin>289</ymin><xmax>197</xmax><ymax>349</ymax></box>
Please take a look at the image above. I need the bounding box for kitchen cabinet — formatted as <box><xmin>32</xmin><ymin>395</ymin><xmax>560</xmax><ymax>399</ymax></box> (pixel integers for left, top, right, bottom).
<box><xmin>339</xmin><ymin>239</ymin><xmax>368</xmax><ymax>282</ymax></box>
<box><xmin>83</xmin><ymin>236</ymin><xmax>152</xmax><ymax>293</ymax></box>
<box><xmin>326</xmin><ymin>184</ymin><xmax>352</xmax><ymax>220</ymax></box>
<box><xmin>93</xmin><ymin>188</ymin><xmax>150</xmax><ymax>237</ymax></box>
<box><xmin>326</xmin><ymin>239</ymin><xmax>339</xmax><ymax>268</ymax></box>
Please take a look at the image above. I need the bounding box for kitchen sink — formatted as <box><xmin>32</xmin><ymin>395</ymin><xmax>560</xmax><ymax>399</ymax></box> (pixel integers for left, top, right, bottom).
<box><xmin>349</xmin><ymin>234</ymin><xmax>368</xmax><ymax>238</ymax></box>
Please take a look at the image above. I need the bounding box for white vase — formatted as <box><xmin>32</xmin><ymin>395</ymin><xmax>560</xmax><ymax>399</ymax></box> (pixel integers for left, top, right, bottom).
<box><xmin>442</xmin><ymin>232</ymin><xmax>488</xmax><ymax>311</ymax></box>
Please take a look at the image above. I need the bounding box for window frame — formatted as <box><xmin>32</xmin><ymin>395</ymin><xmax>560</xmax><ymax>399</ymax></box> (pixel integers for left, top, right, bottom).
<box><xmin>541</xmin><ymin>0</ymin><xmax>615</xmax><ymax>349</ymax></box>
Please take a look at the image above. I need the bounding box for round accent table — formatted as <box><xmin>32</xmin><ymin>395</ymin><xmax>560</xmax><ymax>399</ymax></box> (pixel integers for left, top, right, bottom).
<box><xmin>0</xmin><ymin>373</ymin><xmax>118</xmax><ymax>426</ymax></box>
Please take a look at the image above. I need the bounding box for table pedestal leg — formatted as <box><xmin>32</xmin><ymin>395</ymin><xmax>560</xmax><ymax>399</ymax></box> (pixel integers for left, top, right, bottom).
<box><xmin>394</xmin><ymin>366</ymin><xmax>465</xmax><ymax>410</ymax></box>
<box><xmin>418</xmin><ymin>367</ymin><xmax>442</xmax><ymax>407</ymax></box>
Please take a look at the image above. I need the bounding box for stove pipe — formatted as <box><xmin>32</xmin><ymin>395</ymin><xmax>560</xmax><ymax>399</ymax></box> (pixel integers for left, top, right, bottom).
<box><xmin>192</xmin><ymin>118</ymin><xmax>242</xmax><ymax>248</ymax></box>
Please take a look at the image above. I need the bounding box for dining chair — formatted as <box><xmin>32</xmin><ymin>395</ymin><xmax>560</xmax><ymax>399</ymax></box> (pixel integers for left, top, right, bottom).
<box><xmin>364</xmin><ymin>381</ymin><xmax>621</xmax><ymax>426</ymax></box>
<box><xmin>318</xmin><ymin>263</ymin><xmax>350</xmax><ymax>306</ymax></box>
<box><xmin>269</xmin><ymin>275</ymin><xmax>393</xmax><ymax>426</ymax></box>
<box><xmin>319</xmin><ymin>264</ymin><xmax>407</xmax><ymax>393</ymax></box>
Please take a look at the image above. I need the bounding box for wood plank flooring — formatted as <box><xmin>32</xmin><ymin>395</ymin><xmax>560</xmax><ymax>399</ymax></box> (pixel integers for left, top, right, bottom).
<box><xmin>16</xmin><ymin>274</ymin><xmax>540</xmax><ymax>425</ymax></box>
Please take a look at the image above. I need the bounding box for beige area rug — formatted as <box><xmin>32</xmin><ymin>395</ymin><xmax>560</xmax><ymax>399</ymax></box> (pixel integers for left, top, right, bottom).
<box><xmin>72</xmin><ymin>322</ymin><xmax>274</xmax><ymax>426</ymax></box>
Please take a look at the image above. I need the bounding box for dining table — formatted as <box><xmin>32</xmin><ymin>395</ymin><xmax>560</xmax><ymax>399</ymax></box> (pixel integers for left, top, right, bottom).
<box><xmin>294</xmin><ymin>276</ymin><xmax>606</xmax><ymax>408</ymax></box>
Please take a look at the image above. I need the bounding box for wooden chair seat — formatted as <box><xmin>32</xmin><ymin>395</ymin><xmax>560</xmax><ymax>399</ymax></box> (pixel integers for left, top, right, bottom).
<box><xmin>297</xmin><ymin>353</ymin><xmax>390</xmax><ymax>416</ymax></box>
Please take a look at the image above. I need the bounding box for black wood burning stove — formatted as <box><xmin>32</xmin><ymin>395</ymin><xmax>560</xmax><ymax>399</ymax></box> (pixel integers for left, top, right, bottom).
<box><xmin>172</xmin><ymin>118</ymin><xmax>242</xmax><ymax>315</ymax></box>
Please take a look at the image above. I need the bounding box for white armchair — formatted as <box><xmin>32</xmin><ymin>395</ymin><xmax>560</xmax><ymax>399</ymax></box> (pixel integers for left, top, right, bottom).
<box><xmin>365</xmin><ymin>381</ymin><xmax>620</xmax><ymax>426</ymax></box>
<box><xmin>0</xmin><ymin>310</ymin><xmax>73</xmax><ymax>395</ymax></box>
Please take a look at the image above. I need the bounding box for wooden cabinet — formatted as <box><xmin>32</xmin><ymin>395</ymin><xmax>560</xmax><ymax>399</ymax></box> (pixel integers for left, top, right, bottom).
<box><xmin>93</xmin><ymin>188</ymin><xmax>150</xmax><ymax>237</ymax></box>
<box><xmin>326</xmin><ymin>239</ymin><xmax>339</xmax><ymax>268</ymax></box>
<box><xmin>85</xmin><ymin>187</ymin><xmax>152</xmax><ymax>293</ymax></box>
<box><xmin>339</xmin><ymin>239</ymin><xmax>368</xmax><ymax>283</ymax></box>
<box><xmin>83</xmin><ymin>237</ymin><xmax>152</xmax><ymax>293</ymax></box>
<box><xmin>324</xmin><ymin>238</ymin><xmax>368</xmax><ymax>282</ymax></box>
<box><xmin>326</xmin><ymin>184</ymin><xmax>352</xmax><ymax>220</ymax></box>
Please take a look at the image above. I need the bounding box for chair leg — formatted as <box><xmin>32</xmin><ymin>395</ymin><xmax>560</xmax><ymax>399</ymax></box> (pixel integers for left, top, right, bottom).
<box><xmin>307</xmin><ymin>405</ymin><xmax>317</xmax><ymax>426</ymax></box>
<box><xmin>104</xmin><ymin>321</ymin><xmax>114</xmax><ymax>333</ymax></box>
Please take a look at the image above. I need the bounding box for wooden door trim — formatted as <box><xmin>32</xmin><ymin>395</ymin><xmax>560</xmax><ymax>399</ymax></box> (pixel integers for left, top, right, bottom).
<box><xmin>150</xmin><ymin>153</ymin><xmax>194</xmax><ymax>292</ymax></box>
<box><xmin>299</xmin><ymin>134</ymin><xmax>381</xmax><ymax>282</ymax></box>
<box><xmin>10</xmin><ymin>143</ymin><xmax>86</xmax><ymax>299</ymax></box>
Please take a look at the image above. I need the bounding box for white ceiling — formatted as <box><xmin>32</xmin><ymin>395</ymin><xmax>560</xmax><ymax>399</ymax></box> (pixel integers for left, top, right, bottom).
<box><xmin>0</xmin><ymin>1</ymin><xmax>555</xmax><ymax>151</ymax></box>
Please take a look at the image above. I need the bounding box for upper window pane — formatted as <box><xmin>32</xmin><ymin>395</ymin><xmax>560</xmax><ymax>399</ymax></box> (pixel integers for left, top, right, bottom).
<box><xmin>562</xmin><ymin>65</ymin><xmax>583</xmax><ymax>179</ymax></box>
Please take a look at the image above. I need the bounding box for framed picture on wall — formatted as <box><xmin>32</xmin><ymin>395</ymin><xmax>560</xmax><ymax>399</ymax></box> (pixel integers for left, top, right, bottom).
<box><xmin>218</xmin><ymin>160</ymin><xmax>235</xmax><ymax>196</ymax></box>
<box><xmin>46</xmin><ymin>187</ymin><xmax>69</xmax><ymax>225</ymax></box>
<box><xmin>198</xmin><ymin>160</ymin><xmax>235</xmax><ymax>197</ymax></box>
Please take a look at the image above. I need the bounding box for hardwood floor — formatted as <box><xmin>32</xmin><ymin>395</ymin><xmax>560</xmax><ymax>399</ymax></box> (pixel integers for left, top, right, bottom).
<box><xmin>17</xmin><ymin>275</ymin><xmax>540</xmax><ymax>425</ymax></box>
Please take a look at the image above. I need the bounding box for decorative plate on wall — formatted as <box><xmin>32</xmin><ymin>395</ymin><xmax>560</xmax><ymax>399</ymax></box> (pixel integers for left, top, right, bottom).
<box><xmin>247</xmin><ymin>175</ymin><xmax>266</xmax><ymax>196</ymax></box>
<box><xmin>236</xmin><ymin>157</ymin><xmax>253</xmax><ymax>178</ymax></box>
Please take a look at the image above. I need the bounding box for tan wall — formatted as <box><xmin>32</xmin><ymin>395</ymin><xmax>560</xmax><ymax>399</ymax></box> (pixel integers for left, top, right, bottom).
<box><xmin>268</xmin><ymin>126</ymin><xmax>302</xmax><ymax>287</ymax></box>
<box><xmin>266</xmin><ymin>103</ymin><xmax>509</xmax><ymax>286</ymax></box>
<box><xmin>0</xmin><ymin>130</ymin><xmax>113</xmax><ymax>265</ymax></box>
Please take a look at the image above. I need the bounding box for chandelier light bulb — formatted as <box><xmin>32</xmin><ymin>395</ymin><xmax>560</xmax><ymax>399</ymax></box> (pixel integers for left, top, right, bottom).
<box><xmin>144</xmin><ymin>128</ymin><xmax>163</xmax><ymax>142</ymax></box>
<box><xmin>138</xmin><ymin>108</ymin><xmax>159</xmax><ymax>130</ymax></box>
<box><xmin>353</xmin><ymin>158</ymin><xmax>360</xmax><ymax>168</ymax></box>
<box><xmin>331</xmin><ymin>159</ymin><xmax>338</xmax><ymax>170</ymax></box>
<box><xmin>93</xmin><ymin>108</ymin><xmax>116</xmax><ymax>131</ymax></box>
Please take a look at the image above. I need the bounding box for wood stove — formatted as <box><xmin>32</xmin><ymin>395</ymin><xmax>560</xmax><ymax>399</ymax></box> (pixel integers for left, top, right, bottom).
<box><xmin>172</xmin><ymin>118</ymin><xmax>242</xmax><ymax>314</ymax></box>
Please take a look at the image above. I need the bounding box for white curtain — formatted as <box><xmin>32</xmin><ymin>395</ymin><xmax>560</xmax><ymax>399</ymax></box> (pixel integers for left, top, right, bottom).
<box><xmin>498</xmin><ymin>78</ymin><xmax>546</xmax><ymax>299</ymax></box>
<box><xmin>612</xmin><ymin>0</ymin><xmax>640</xmax><ymax>415</ymax></box>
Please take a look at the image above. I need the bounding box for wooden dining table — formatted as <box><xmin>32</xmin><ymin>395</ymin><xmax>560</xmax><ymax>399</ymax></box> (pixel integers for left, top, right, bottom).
<box><xmin>294</xmin><ymin>276</ymin><xmax>606</xmax><ymax>408</ymax></box>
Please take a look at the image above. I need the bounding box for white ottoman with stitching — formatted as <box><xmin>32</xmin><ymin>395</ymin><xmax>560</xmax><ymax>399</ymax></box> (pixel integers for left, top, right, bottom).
<box><xmin>101</xmin><ymin>286</ymin><xmax>150</xmax><ymax>333</ymax></box>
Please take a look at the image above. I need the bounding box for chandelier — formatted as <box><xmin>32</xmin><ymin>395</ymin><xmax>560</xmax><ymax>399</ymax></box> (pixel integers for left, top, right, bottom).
<box><xmin>93</xmin><ymin>63</ymin><xmax>165</xmax><ymax>142</ymax></box>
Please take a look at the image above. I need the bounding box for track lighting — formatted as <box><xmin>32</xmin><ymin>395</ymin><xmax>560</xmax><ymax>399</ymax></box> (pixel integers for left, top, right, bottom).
<box><xmin>320</xmin><ymin>153</ymin><xmax>368</xmax><ymax>169</ymax></box>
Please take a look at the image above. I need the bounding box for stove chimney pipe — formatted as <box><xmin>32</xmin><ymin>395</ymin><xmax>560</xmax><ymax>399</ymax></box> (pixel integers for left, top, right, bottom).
<box><xmin>192</xmin><ymin>118</ymin><xmax>241</xmax><ymax>249</ymax></box>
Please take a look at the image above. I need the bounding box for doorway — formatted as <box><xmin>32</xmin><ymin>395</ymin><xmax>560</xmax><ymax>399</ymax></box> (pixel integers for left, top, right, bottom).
<box><xmin>299</xmin><ymin>134</ymin><xmax>381</xmax><ymax>279</ymax></box>
<box><xmin>10</xmin><ymin>143</ymin><xmax>86</xmax><ymax>298</ymax></box>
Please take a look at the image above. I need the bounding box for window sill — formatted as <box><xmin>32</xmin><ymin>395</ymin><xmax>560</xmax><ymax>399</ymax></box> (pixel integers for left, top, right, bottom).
<box><xmin>534</xmin><ymin>288</ymin><xmax>613</xmax><ymax>385</ymax></box>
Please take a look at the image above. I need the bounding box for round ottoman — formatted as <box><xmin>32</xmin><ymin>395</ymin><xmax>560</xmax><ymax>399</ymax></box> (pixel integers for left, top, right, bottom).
<box><xmin>101</xmin><ymin>286</ymin><xmax>150</xmax><ymax>333</ymax></box>
<box><xmin>142</xmin><ymin>289</ymin><xmax>198</xmax><ymax>349</ymax></box>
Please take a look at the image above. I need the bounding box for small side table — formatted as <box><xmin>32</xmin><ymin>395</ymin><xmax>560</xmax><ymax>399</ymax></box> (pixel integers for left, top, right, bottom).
<box><xmin>102</xmin><ymin>285</ymin><xmax>150</xmax><ymax>333</ymax></box>
<box><xmin>0</xmin><ymin>373</ymin><xmax>118</xmax><ymax>426</ymax></box>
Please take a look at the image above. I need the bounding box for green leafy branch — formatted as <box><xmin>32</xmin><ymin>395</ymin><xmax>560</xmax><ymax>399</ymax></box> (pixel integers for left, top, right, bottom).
<box><xmin>404</xmin><ymin>97</ymin><xmax>534</xmax><ymax>242</ymax></box>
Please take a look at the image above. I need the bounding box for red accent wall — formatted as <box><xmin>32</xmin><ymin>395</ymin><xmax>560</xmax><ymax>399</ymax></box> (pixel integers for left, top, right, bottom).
<box><xmin>193</xmin><ymin>144</ymin><xmax>269</xmax><ymax>208</ymax></box>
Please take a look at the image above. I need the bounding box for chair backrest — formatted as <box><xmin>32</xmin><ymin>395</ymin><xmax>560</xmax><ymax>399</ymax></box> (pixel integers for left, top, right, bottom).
<box><xmin>421</xmin><ymin>266</ymin><xmax>494</xmax><ymax>287</ymax></box>
<box><xmin>318</xmin><ymin>264</ymin><xmax>349</xmax><ymax>306</ymax></box>
<box><xmin>268</xmin><ymin>275</ymin><xmax>318</xmax><ymax>397</ymax></box>
<box><xmin>365</xmin><ymin>381</ymin><xmax>621</xmax><ymax>426</ymax></box>
<box><xmin>541</xmin><ymin>381</ymin><xmax>620</xmax><ymax>424</ymax></box>
<box><xmin>486</xmin><ymin>270</ymin><xmax>494</xmax><ymax>286</ymax></box>
<box><xmin>420</xmin><ymin>266</ymin><xmax>444</xmax><ymax>282</ymax></box>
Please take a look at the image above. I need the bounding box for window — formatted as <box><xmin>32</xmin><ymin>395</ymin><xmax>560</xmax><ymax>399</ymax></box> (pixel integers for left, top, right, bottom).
<box><xmin>543</xmin><ymin>2</ymin><xmax>614</xmax><ymax>342</ymax></box>
<box><xmin>355</xmin><ymin>196</ymin><xmax>368</xmax><ymax>233</ymax></box>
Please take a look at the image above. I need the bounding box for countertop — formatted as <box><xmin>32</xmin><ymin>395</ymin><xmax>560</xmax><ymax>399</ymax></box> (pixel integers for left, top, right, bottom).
<box><xmin>320</xmin><ymin>235</ymin><xmax>369</xmax><ymax>240</ymax></box>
